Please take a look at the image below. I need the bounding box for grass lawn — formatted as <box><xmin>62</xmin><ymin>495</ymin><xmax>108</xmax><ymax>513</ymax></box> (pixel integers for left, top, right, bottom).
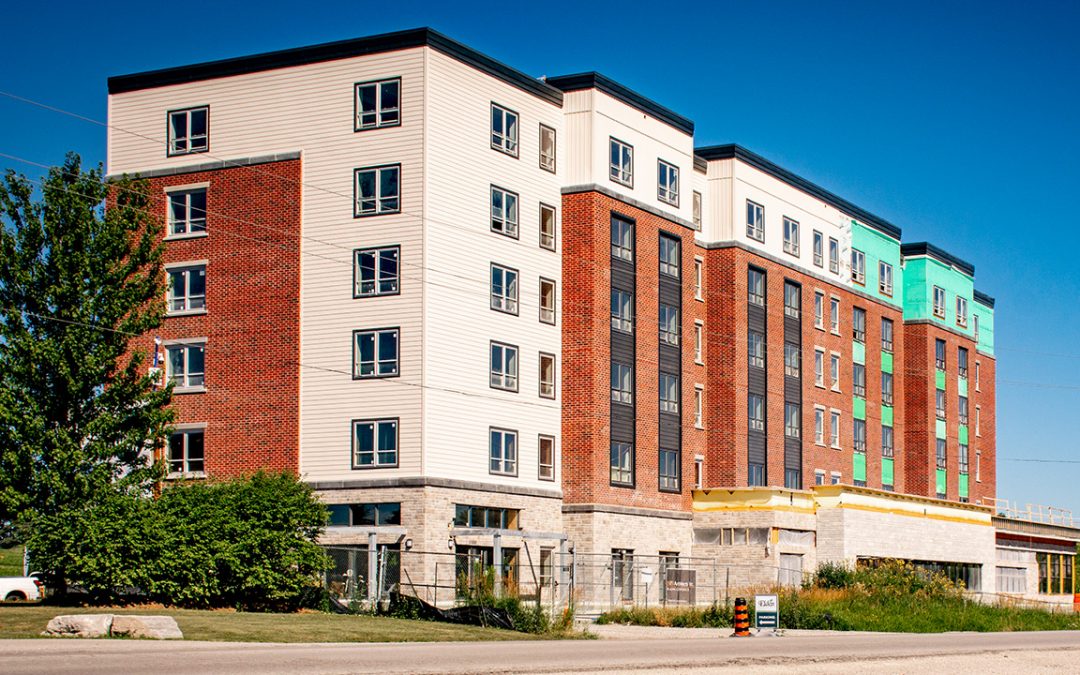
<box><xmin>0</xmin><ymin>605</ymin><xmax>545</xmax><ymax>642</ymax></box>
<box><xmin>0</xmin><ymin>546</ymin><xmax>24</xmax><ymax>576</ymax></box>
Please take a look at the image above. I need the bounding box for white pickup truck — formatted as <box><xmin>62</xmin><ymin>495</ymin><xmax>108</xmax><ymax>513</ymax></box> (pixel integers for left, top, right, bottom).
<box><xmin>0</xmin><ymin>576</ymin><xmax>44</xmax><ymax>602</ymax></box>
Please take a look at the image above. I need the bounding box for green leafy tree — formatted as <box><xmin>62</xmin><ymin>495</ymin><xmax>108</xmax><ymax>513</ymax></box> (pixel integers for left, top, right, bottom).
<box><xmin>0</xmin><ymin>153</ymin><xmax>173</xmax><ymax>589</ymax></box>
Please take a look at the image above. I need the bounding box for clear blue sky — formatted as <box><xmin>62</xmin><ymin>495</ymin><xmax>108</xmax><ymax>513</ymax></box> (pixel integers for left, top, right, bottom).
<box><xmin>3</xmin><ymin>1</ymin><xmax>1078</xmax><ymax>515</ymax></box>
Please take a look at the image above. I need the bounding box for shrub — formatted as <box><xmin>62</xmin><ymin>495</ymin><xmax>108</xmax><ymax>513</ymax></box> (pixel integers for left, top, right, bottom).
<box><xmin>810</xmin><ymin>561</ymin><xmax>856</xmax><ymax>589</ymax></box>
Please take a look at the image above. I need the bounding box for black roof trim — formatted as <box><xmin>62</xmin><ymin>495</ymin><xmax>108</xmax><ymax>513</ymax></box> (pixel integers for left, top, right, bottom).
<box><xmin>108</xmin><ymin>27</ymin><xmax>563</xmax><ymax>106</ymax></box>
<box><xmin>900</xmin><ymin>242</ymin><xmax>975</xmax><ymax>277</ymax></box>
<box><xmin>545</xmin><ymin>72</ymin><xmax>694</xmax><ymax>135</ymax></box>
<box><xmin>694</xmin><ymin>144</ymin><xmax>902</xmax><ymax>240</ymax></box>
<box><xmin>693</xmin><ymin>155</ymin><xmax>708</xmax><ymax>173</ymax></box>
<box><xmin>973</xmin><ymin>289</ymin><xmax>995</xmax><ymax>308</ymax></box>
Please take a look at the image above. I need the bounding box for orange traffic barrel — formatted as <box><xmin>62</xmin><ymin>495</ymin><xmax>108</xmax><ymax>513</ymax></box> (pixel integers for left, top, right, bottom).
<box><xmin>732</xmin><ymin>597</ymin><xmax>751</xmax><ymax>637</ymax></box>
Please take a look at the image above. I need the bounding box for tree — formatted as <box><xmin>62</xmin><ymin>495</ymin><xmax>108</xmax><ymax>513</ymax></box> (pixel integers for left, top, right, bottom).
<box><xmin>0</xmin><ymin>153</ymin><xmax>173</xmax><ymax>589</ymax></box>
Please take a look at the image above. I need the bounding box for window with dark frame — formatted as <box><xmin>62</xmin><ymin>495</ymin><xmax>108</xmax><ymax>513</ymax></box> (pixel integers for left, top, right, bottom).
<box><xmin>882</xmin><ymin>371</ymin><xmax>894</xmax><ymax>405</ymax></box>
<box><xmin>610</xmin><ymin>442</ymin><xmax>633</xmax><ymax>485</ymax></box>
<box><xmin>853</xmin><ymin>307</ymin><xmax>866</xmax><ymax>343</ymax></box>
<box><xmin>610</xmin><ymin>138</ymin><xmax>633</xmax><ymax>185</ymax></box>
<box><xmin>355</xmin><ymin>78</ymin><xmax>401</xmax><ymax>130</ymax></box>
<box><xmin>749</xmin><ymin>394</ymin><xmax>765</xmax><ymax>431</ymax></box>
<box><xmin>354</xmin><ymin>328</ymin><xmax>399</xmax><ymax>378</ymax></box>
<box><xmin>539</xmin><ymin>352</ymin><xmax>556</xmax><ymax>399</ymax></box>
<box><xmin>783</xmin><ymin>217</ymin><xmax>800</xmax><ymax>256</ymax></box>
<box><xmin>167</xmin><ymin>265</ymin><xmax>206</xmax><ymax>314</ymax></box>
<box><xmin>851</xmin><ymin>249</ymin><xmax>865</xmax><ymax>284</ymax></box>
<box><xmin>168</xmin><ymin>428</ymin><xmax>205</xmax><ymax>475</ymax></box>
<box><xmin>611</xmin><ymin>362</ymin><xmax>633</xmax><ymax>404</ymax></box>
<box><xmin>611</xmin><ymin>215</ymin><xmax>634</xmax><ymax>261</ymax></box>
<box><xmin>490</xmin><ymin>342</ymin><xmax>519</xmax><ymax>391</ymax></box>
<box><xmin>659</xmin><ymin>234</ymin><xmax>680</xmax><ymax>277</ymax></box>
<box><xmin>490</xmin><ymin>264</ymin><xmax>519</xmax><ymax>314</ymax></box>
<box><xmin>748</xmin><ymin>268</ymin><xmax>765</xmax><ymax>306</ymax></box>
<box><xmin>611</xmin><ymin>288</ymin><xmax>633</xmax><ymax>333</ymax></box>
<box><xmin>352</xmin><ymin>418</ymin><xmax>398</xmax><ymax>468</ymax></box>
<box><xmin>784</xmin><ymin>282</ymin><xmax>800</xmax><ymax>319</ymax></box>
<box><xmin>539</xmin><ymin>204</ymin><xmax>557</xmax><ymax>251</ymax></box>
<box><xmin>659</xmin><ymin>304</ymin><xmax>679</xmax><ymax>346</ymax></box>
<box><xmin>813</xmin><ymin>231</ymin><xmax>824</xmax><ymax>267</ymax></box>
<box><xmin>935</xmin><ymin>339</ymin><xmax>946</xmax><ymax>370</ymax></box>
<box><xmin>167</xmin><ymin>189</ymin><xmax>207</xmax><ymax>237</ymax></box>
<box><xmin>659</xmin><ymin>448</ymin><xmax>679</xmax><ymax>491</ymax></box>
<box><xmin>538</xmin><ymin>435</ymin><xmax>555</xmax><ymax>480</ymax></box>
<box><xmin>539</xmin><ymin>124</ymin><xmax>556</xmax><ymax>172</ymax></box>
<box><xmin>828</xmin><ymin>237</ymin><xmax>840</xmax><ymax>274</ymax></box>
<box><xmin>489</xmin><ymin>427</ymin><xmax>518</xmax><ymax>475</ymax></box>
<box><xmin>853</xmin><ymin>363</ymin><xmax>866</xmax><ymax>398</ymax></box>
<box><xmin>166</xmin><ymin>342</ymin><xmax>205</xmax><ymax>390</ymax></box>
<box><xmin>882</xmin><ymin>425</ymin><xmax>894</xmax><ymax>457</ymax></box>
<box><xmin>881</xmin><ymin>318</ymin><xmax>894</xmax><ymax>352</ymax></box>
<box><xmin>490</xmin><ymin>186</ymin><xmax>519</xmax><ymax>237</ymax></box>
<box><xmin>491</xmin><ymin>103</ymin><xmax>519</xmax><ymax>156</ymax></box>
<box><xmin>539</xmin><ymin>278</ymin><xmax>556</xmax><ymax>324</ymax></box>
<box><xmin>746</xmin><ymin>200</ymin><xmax>764</xmax><ymax>241</ymax></box>
<box><xmin>660</xmin><ymin>373</ymin><xmax>679</xmax><ymax>414</ymax></box>
<box><xmin>657</xmin><ymin>160</ymin><xmax>679</xmax><ymax>205</ymax></box>
<box><xmin>355</xmin><ymin>246</ymin><xmax>400</xmax><ymax>297</ymax></box>
<box><xmin>167</xmin><ymin>106</ymin><xmax>208</xmax><ymax>155</ymax></box>
<box><xmin>354</xmin><ymin>165</ymin><xmax>401</xmax><ymax>216</ymax></box>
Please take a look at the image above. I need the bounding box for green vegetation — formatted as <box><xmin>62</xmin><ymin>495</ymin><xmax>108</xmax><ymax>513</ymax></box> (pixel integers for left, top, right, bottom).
<box><xmin>597</xmin><ymin>560</ymin><xmax>1080</xmax><ymax>633</ymax></box>
<box><xmin>0</xmin><ymin>545</ymin><xmax>24</xmax><ymax>575</ymax></box>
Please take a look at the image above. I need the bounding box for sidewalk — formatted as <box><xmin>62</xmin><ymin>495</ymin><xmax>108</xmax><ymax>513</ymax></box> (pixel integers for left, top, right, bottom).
<box><xmin>587</xmin><ymin>624</ymin><xmax>892</xmax><ymax>640</ymax></box>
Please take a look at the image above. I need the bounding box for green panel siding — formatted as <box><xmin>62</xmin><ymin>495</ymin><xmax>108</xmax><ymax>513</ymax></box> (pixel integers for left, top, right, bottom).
<box><xmin>958</xmin><ymin>376</ymin><xmax>968</xmax><ymax>397</ymax></box>
<box><xmin>936</xmin><ymin>369</ymin><xmax>947</xmax><ymax>389</ymax></box>
<box><xmin>851</xmin><ymin>221</ymin><xmax>902</xmax><ymax>307</ymax></box>
<box><xmin>901</xmin><ymin>255</ymin><xmax>976</xmax><ymax>339</ymax></box>
<box><xmin>936</xmin><ymin>469</ymin><xmax>947</xmax><ymax>495</ymax></box>
<box><xmin>882</xmin><ymin>457</ymin><xmax>894</xmax><ymax>486</ymax></box>
<box><xmin>854</xmin><ymin>452</ymin><xmax>867</xmax><ymax>482</ymax></box>
<box><xmin>853</xmin><ymin>397</ymin><xmax>866</xmax><ymax>420</ymax></box>
<box><xmin>881</xmin><ymin>351</ymin><xmax>893</xmax><ymax>373</ymax></box>
<box><xmin>959</xmin><ymin>425</ymin><xmax>969</xmax><ymax>445</ymax></box>
<box><xmin>936</xmin><ymin>419</ymin><xmax>947</xmax><ymax>439</ymax></box>
<box><xmin>973</xmin><ymin>301</ymin><xmax>995</xmax><ymax>356</ymax></box>
<box><xmin>853</xmin><ymin>340</ymin><xmax>865</xmax><ymax>365</ymax></box>
<box><xmin>959</xmin><ymin>473</ymin><xmax>969</xmax><ymax>498</ymax></box>
<box><xmin>881</xmin><ymin>405</ymin><xmax>894</xmax><ymax>426</ymax></box>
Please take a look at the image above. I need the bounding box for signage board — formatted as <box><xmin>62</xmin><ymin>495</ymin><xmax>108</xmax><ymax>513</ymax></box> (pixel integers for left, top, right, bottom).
<box><xmin>754</xmin><ymin>593</ymin><xmax>778</xmax><ymax>629</ymax></box>
<box><xmin>664</xmin><ymin>568</ymin><xmax>697</xmax><ymax>605</ymax></box>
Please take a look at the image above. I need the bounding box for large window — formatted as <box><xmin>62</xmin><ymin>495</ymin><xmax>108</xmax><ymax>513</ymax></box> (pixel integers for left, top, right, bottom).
<box><xmin>611</xmin><ymin>362</ymin><xmax>633</xmax><ymax>404</ymax></box>
<box><xmin>454</xmin><ymin>504</ymin><xmax>520</xmax><ymax>529</ymax></box>
<box><xmin>539</xmin><ymin>352</ymin><xmax>556</xmax><ymax>399</ymax></box>
<box><xmin>659</xmin><ymin>304</ymin><xmax>679</xmax><ymax>345</ymax></box>
<box><xmin>936</xmin><ymin>438</ymin><xmax>947</xmax><ymax>470</ymax></box>
<box><xmin>882</xmin><ymin>425</ymin><xmax>894</xmax><ymax>457</ymax></box>
<box><xmin>167</xmin><ymin>189</ymin><xmax>207</xmax><ymax>237</ymax></box>
<box><xmin>610</xmin><ymin>442</ymin><xmax>633</xmax><ymax>485</ymax></box>
<box><xmin>853</xmin><ymin>307</ymin><xmax>866</xmax><ymax>342</ymax></box>
<box><xmin>539</xmin><ymin>204</ymin><xmax>557</xmax><ymax>251</ymax></box>
<box><xmin>881</xmin><ymin>318</ymin><xmax>894</xmax><ymax>352</ymax></box>
<box><xmin>611</xmin><ymin>215</ymin><xmax>634</xmax><ymax>261</ymax></box>
<box><xmin>784</xmin><ymin>343</ymin><xmax>800</xmax><ymax>378</ymax></box>
<box><xmin>879</xmin><ymin>261</ymin><xmax>893</xmax><ymax>296</ymax></box>
<box><xmin>167</xmin><ymin>106</ymin><xmax>208</xmax><ymax>156</ymax></box>
<box><xmin>746</xmin><ymin>200</ymin><xmax>764</xmax><ymax>241</ymax></box>
<box><xmin>539</xmin><ymin>278</ymin><xmax>556</xmax><ymax>324</ymax></box>
<box><xmin>539</xmin><ymin>124</ymin><xmax>556</xmax><ymax>172</ymax></box>
<box><xmin>355</xmin><ymin>246</ymin><xmax>400</xmax><ymax>297</ymax></box>
<box><xmin>828</xmin><ymin>237</ymin><xmax>840</xmax><ymax>274</ymax></box>
<box><xmin>853</xmin><ymin>363</ymin><xmax>866</xmax><ymax>398</ymax></box>
<box><xmin>748</xmin><ymin>394</ymin><xmax>765</xmax><ymax>431</ymax></box>
<box><xmin>659</xmin><ymin>234</ymin><xmax>680</xmax><ymax>277</ymax></box>
<box><xmin>489</xmin><ymin>427</ymin><xmax>518</xmax><ymax>475</ymax></box>
<box><xmin>490</xmin><ymin>342</ymin><xmax>519</xmax><ymax>391</ymax></box>
<box><xmin>748</xmin><ymin>268</ymin><xmax>765</xmax><ymax>306</ymax></box>
<box><xmin>933</xmin><ymin>286</ymin><xmax>947</xmax><ymax>318</ymax></box>
<box><xmin>539</xmin><ymin>435</ymin><xmax>555</xmax><ymax>481</ymax></box>
<box><xmin>812</xmin><ymin>230</ymin><xmax>824</xmax><ymax>267</ymax></box>
<box><xmin>659</xmin><ymin>448</ymin><xmax>679</xmax><ymax>491</ymax></box>
<box><xmin>354</xmin><ymin>329</ymin><xmax>399</xmax><ymax>378</ymax></box>
<box><xmin>660</xmin><ymin>373</ymin><xmax>679</xmax><ymax>414</ymax></box>
<box><xmin>490</xmin><ymin>186</ymin><xmax>519</xmax><ymax>237</ymax></box>
<box><xmin>783</xmin><ymin>217</ymin><xmax>800</xmax><ymax>256</ymax></box>
<box><xmin>935</xmin><ymin>338</ymin><xmax>946</xmax><ymax>370</ymax></box>
<box><xmin>490</xmin><ymin>103</ymin><xmax>519</xmax><ymax>156</ymax></box>
<box><xmin>168</xmin><ymin>428</ymin><xmax>205</xmax><ymax>475</ymax></box>
<box><xmin>167</xmin><ymin>264</ymin><xmax>206</xmax><ymax>314</ymax></box>
<box><xmin>882</xmin><ymin>371</ymin><xmax>894</xmax><ymax>405</ymax></box>
<box><xmin>851</xmin><ymin>249</ymin><xmax>866</xmax><ymax>284</ymax></box>
<box><xmin>785</xmin><ymin>403</ymin><xmax>801</xmax><ymax>439</ymax></box>
<box><xmin>748</xmin><ymin>331</ymin><xmax>765</xmax><ymax>369</ymax></box>
<box><xmin>166</xmin><ymin>342</ymin><xmax>205</xmax><ymax>390</ymax></box>
<box><xmin>657</xmin><ymin>160</ymin><xmax>679</xmax><ymax>205</ymax></box>
<box><xmin>610</xmin><ymin>138</ymin><xmax>633</xmax><ymax>186</ymax></box>
<box><xmin>854</xmin><ymin>419</ymin><xmax>866</xmax><ymax>453</ymax></box>
<box><xmin>352</xmin><ymin>418</ymin><xmax>398</xmax><ymax>468</ymax></box>
<box><xmin>354</xmin><ymin>165</ymin><xmax>401</xmax><ymax>216</ymax></box>
<box><xmin>355</xmin><ymin>78</ymin><xmax>400</xmax><ymax>130</ymax></box>
<box><xmin>784</xmin><ymin>282</ymin><xmax>800</xmax><ymax>319</ymax></box>
<box><xmin>611</xmin><ymin>288</ymin><xmax>633</xmax><ymax>333</ymax></box>
<box><xmin>936</xmin><ymin>388</ymin><xmax>947</xmax><ymax>419</ymax></box>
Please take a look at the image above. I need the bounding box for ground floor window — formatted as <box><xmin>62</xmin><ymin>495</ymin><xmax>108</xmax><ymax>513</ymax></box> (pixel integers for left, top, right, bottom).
<box><xmin>456</xmin><ymin>545</ymin><xmax>518</xmax><ymax>597</ymax></box>
<box><xmin>997</xmin><ymin>566</ymin><xmax>1027</xmax><ymax>594</ymax></box>
<box><xmin>857</xmin><ymin>557</ymin><xmax>982</xmax><ymax>592</ymax></box>
<box><xmin>612</xmin><ymin>548</ymin><xmax>634</xmax><ymax>601</ymax></box>
<box><xmin>1037</xmin><ymin>552</ymin><xmax>1075</xmax><ymax>595</ymax></box>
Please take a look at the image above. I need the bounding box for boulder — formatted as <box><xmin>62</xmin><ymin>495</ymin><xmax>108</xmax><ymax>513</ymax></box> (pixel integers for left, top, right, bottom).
<box><xmin>110</xmin><ymin>615</ymin><xmax>184</xmax><ymax>640</ymax></box>
<box><xmin>43</xmin><ymin>614</ymin><xmax>114</xmax><ymax>638</ymax></box>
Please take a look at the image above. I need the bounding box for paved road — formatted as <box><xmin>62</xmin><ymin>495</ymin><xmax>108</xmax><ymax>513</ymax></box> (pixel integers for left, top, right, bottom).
<box><xmin>2</xmin><ymin>630</ymin><xmax>1080</xmax><ymax>674</ymax></box>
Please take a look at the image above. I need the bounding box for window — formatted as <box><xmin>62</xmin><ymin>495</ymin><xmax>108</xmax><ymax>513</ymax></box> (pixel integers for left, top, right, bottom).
<box><xmin>352</xmin><ymin>502</ymin><xmax>402</xmax><ymax>526</ymax></box>
<box><xmin>539</xmin><ymin>352</ymin><xmax>556</xmax><ymax>399</ymax></box>
<box><xmin>830</xmin><ymin>471</ymin><xmax>841</xmax><ymax>485</ymax></box>
<box><xmin>355</xmin><ymin>78</ymin><xmax>400</xmax><ymax>130</ymax></box>
<box><xmin>692</xmin><ymin>191</ymin><xmax>702</xmax><ymax>230</ymax></box>
<box><xmin>814</xmin><ymin>292</ymin><xmax>824</xmax><ymax>329</ymax></box>
<box><xmin>854</xmin><ymin>419</ymin><xmax>866</xmax><ymax>453</ymax></box>
<box><xmin>851</xmin><ymin>249</ymin><xmax>865</xmax><ymax>284</ymax></box>
<box><xmin>609</xmin><ymin>138</ymin><xmax>633</xmax><ymax>185</ymax></box>
<box><xmin>935</xmin><ymin>339</ymin><xmax>946</xmax><ymax>370</ymax></box>
<box><xmin>489</xmin><ymin>264</ymin><xmax>519</xmax><ymax>314</ymax></box>
<box><xmin>660</xmin><ymin>373</ymin><xmax>679</xmax><ymax>414</ymax></box>
<box><xmin>936</xmin><ymin>438</ymin><xmax>946</xmax><ymax>470</ymax></box>
<box><xmin>694</xmin><ymin>386</ymin><xmax>704</xmax><ymax>428</ymax></box>
<box><xmin>976</xmin><ymin>450</ymin><xmax>982</xmax><ymax>482</ymax></box>
<box><xmin>694</xmin><ymin>457</ymin><xmax>704</xmax><ymax>489</ymax></box>
<box><xmin>784</xmin><ymin>343</ymin><xmax>801</xmax><ymax>378</ymax></box>
<box><xmin>812</xmin><ymin>231</ymin><xmax>824</xmax><ymax>267</ymax></box>
<box><xmin>539</xmin><ymin>204</ymin><xmax>557</xmax><ymax>251</ymax></box>
<box><xmin>538</xmin><ymin>435</ymin><xmax>555</xmax><ymax>480</ymax></box>
<box><xmin>997</xmin><ymin>566</ymin><xmax>1027</xmax><ymax>595</ymax></box>
<box><xmin>748</xmin><ymin>394</ymin><xmax>765</xmax><ymax>431</ymax></box>
<box><xmin>539</xmin><ymin>278</ymin><xmax>556</xmax><ymax>324</ymax></box>
<box><xmin>882</xmin><ymin>371</ymin><xmax>894</xmax><ymax>405</ymax></box>
<box><xmin>355</xmin><ymin>246</ymin><xmax>399</xmax><ymax>297</ymax></box>
<box><xmin>354</xmin><ymin>165</ymin><xmax>400</xmax><ymax>216</ymax></box>
<box><xmin>881</xmin><ymin>318</ymin><xmax>894</xmax><ymax>352</ymax></box>
<box><xmin>354</xmin><ymin>328</ymin><xmax>399</xmax><ymax>378</ymax></box>
<box><xmin>657</xmin><ymin>160</ymin><xmax>679</xmax><ymax>205</ymax></box>
<box><xmin>815</xmin><ymin>470</ymin><xmax>825</xmax><ymax>485</ymax></box>
<box><xmin>168</xmin><ymin>428</ymin><xmax>205</xmax><ymax>475</ymax></box>
<box><xmin>959</xmin><ymin>443</ymin><xmax>969</xmax><ymax>474</ymax></box>
<box><xmin>830</xmin><ymin>353</ymin><xmax>841</xmax><ymax>390</ymax></box>
<box><xmin>746</xmin><ymin>200</ymin><xmax>764</xmax><ymax>241</ymax></box>
<box><xmin>879</xmin><ymin>261</ymin><xmax>893</xmax><ymax>296</ymax></box>
<box><xmin>659</xmin><ymin>448</ymin><xmax>679</xmax><ymax>491</ymax></box>
<box><xmin>828</xmin><ymin>237</ymin><xmax>840</xmax><ymax>274</ymax></box>
<box><xmin>814</xmin><ymin>349</ymin><xmax>825</xmax><ymax>387</ymax></box>
<box><xmin>829</xmin><ymin>297</ymin><xmax>840</xmax><ymax>334</ymax></box>
<box><xmin>454</xmin><ymin>504</ymin><xmax>520</xmax><ymax>529</ymax></box>
<box><xmin>956</xmin><ymin>296</ymin><xmax>968</xmax><ymax>327</ymax></box>
<box><xmin>610</xmin><ymin>442</ymin><xmax>633</xmax><ymax>485</ymax></box>
<box><xmin>490</xmin><ymin>342</ymin><xmax>519</xmax><ymax>391</ymax></box>
<box><xmin>490</xmin><ymin>103</ymin><xmax>519</xmax><ymax>156</ymax></box>
<box><xmin>611</xmin><ymin>288</ymin><xmax>633</xmax><ymax>333</ymax></box>
<box><xmin>882</xmin><ymin>425</ymin><xmax>894</xmax><ymax>457</ymax></box>
<box><xmin>748</xmin><ymin>331</ymin><xmax>765</xmax><ymax>369</ymax></box>
<box><xmin>659</xmin><ymin>304</ymin><xmax>679</xmax><ymax>345</ymax></box>
<box><xmin>748</xmin><ymin>268</ymin><xmax>765</xmax><ymax>306</ymax></box>
<box><xmin>490</xmin><ymin>428</ymin><xmax>518</xmax><ymax>475</ymax></box>
<box><xmin>853</xmin><ymin>363</ymin><xmax>866</xmax><ymax>398</ymax></box>
<box><xmin>694</xmin><ymin>258</ymin><xmax>704</xmax><ymax>300</ymax></box>
<box><xmin>694</xmin><ymin>322</ymin><xmax>704</xmax><ymax>363</ymax></box>
<box><xmin>976</xmin><ymin>361</ymin><xmax>981</xmax><ymax>391</ymax></box>
<box><xmin>167</xmin><ymin>106</ymin><xmax>208</xmax><ymax>155</ymax></box>
<box><xmin>749</xmin><ymin>463</ymin><xmax>766</xmax><ymax>486</ymax></box>
<box><xmin>611</xmin><ymin>215</ymin><xmax>634</xmax><ymax>261</ymax></box>
<box><xmin>959</xmin><ymin>395</ymin><xmax>969</xmax><ymax>425</ymax></box>
<box><xmin>166</xmin><ymin>342</ymin><xmax>205</xmax><ymax>390</ymax></box>
<box><xmin>784</xmin><ymin>282</ymin><xmax>800</xmax><ymax>319</ymax></box>
<box><xmin>167</xmin><ymin>264</ymin><xmax>206</xmax><ymax>314</ymax></box>
<box><xmin>936</xmin><ymin>388</ymin><xmax>946</xmax><ymax>419</ymax></box>
<box><xmin>539</xmin><ymin>124</ymin><xmax>556</xmax><ymax>172</ymax></box>
<box><xmin>830</xmin><ymin>411</ymin><xmax>841</xmax><ymax>448</ymax></box>
<box><xmin>167</xmin><ymin>189</ymin><xmax>207</xmax><ymax>237</ymax></box>
<box><xmin>976</xmin><ymin>405</ymin><xmax>982</xmax><ymax>436</ymax></box>
<box><xmin>785</xmin><ymin>403</ymin><xmax>801</xmax><ymax>439</ymax></box>
<box><xmin>933</xmin><ymin>286</ymin><xmax>946</xmax><ymax>318</ymax></box>
<box><xmin>959</xmin><ymin>347</ymin><xmax>969</xmax><ymax>379</ymax></box>
<box><xmin>853</xmin><ymin>307</ymin><xmax>866</xmax><ymax>342</ymax></box>
<box><xmin>611</xmin><ymin>362</ymin><xmax>633</xmax><ymax>404</ymax></box>
<box><xmin>814</xmin><ymin>408</ymin><xmax>825</xmax><ymax>444</ymax></box>
<box><xmin>659</xmin><ymin>234</ymin><xmax>680</xmax><ymax>277</ymax></box>
<box><xmin>490</xmin><ymin>186</ymin><xmax>519</xmax><ymax>237</ymax></box>
<box><xmin>783</xmin><ymin>217</ymin><xmax>800</xmax><ymax>256</ymax></box>
<box><xmin>974</xmin><ymin>314</ymin><xmax>980</xmax><ymax>341</ymax></box>
<box><xmin>352</xmin><ymin>418</ymin><xmax>398</xmax><ymax>468</ymax></box>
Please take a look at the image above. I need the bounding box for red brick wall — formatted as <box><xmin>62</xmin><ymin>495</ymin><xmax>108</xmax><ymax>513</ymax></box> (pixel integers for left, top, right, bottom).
<box><xmin>137</xmin><ymin>158</ymin><xmax>302</xmax><ymax>477</ymax></box>
<box><xmin>971</xmin><ymin>353</ymin><xmax>996</xmax><ymax>503</ymax></box>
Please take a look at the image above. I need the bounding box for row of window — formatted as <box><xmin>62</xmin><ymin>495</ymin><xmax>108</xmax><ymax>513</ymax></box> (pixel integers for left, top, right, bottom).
<box><xmin>935</xmin><ymin>439</ymin><xmax>981</xmax><ymax>478</ymax></box>
<box><xmin>490</xmin><ymin>264</ymin><xmax>557</xmax><ymax>323</ymax></box>
<box><xmin>932</xmin><ymin>285</ymin><xmax>973</xmax><ymax>331</ymax></box>
<box><xmin>609</xmin><ymin>138</ymin><xmax>694</xmax><ymax>219</ymax></box>
<box><xmin>610</xmin><ymin>442</ymin><xmax>683</xmax><ymax>491</ymax></box>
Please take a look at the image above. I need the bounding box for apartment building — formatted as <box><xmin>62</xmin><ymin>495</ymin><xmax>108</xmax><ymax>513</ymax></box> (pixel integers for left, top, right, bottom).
<box><xmin>106</xmin><ymin>27</ymin><xmax>1003</xmax><ymax>601</ymax></box>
